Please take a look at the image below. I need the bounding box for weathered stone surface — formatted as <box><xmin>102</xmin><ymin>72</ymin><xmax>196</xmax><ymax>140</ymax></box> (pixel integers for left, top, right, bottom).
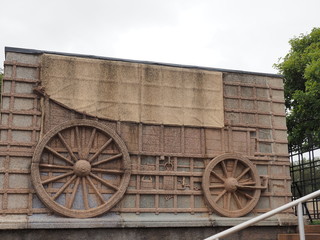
<box><xmin>257</xmin><ymin>101</ymin><xmax>271</xmax><ymax>112</ymax></box>
<box><xmin>6</xmin><ymin>52</ymin><xmax>40</xmax><ymax>64</ymax></box>
<box><xmin>12</xmin><ymin>115</ymin><xmax>33</xmax><ymax>127</ymax></box>
<box><xmin>258</xmin><ymin>115</ymin><xmax>272</xmax><ymax>127</ymax></box>
<box><xmin>256</xmin><ymin>88</ymin><xmax>270</xmax><ymax>99</ymax></box>
<box><xmin>7</xmin><ymin>194</ymin><xmax>29</xmax><ymax>209</ymax></box>
<box><xmin>224</xmin><ymin>85</ymin><xmax>238</xmax><ymax>97</ymax></box>
<box><xmin>259</xmin><ymin>142</ymin><xmax>273</xmax><ymax>153</ymax></box>
<box><xmin>16</xmin><ymin>67</ymin><xmax>38</xmax><ymax>80</ymax></box>
<box><xmin>267</xmin><ymin>77</ymin><xmax>284</xmax><ymax>89</ymax></box>
<box><xmin>1</xmin><ymin>97</ymin><xmax>10</xmax><ymax>110</ymax></box>
<box><xmin>0</xmin><ymin>48</ymin><xmax>292</xmax><ymax>231</ymax></box>
<box><xmin>258</xmin><ymin>129</ymin><xmax>272</xmax><ymax>139</ymax></box>
<box><xmin>274</xmin><ymin>130</ymin><xmax>288</xmax><ymax>142</ymax></box>
<box><xmin>13</xmin><ymin>98</ymin><xmax>34</xmax><ymax>111</ymax></box>
<box><xmin>41</xmin><ymin>54</ymin><xmax>224</xmax><ymax>128</ymax></box>
<box><xmin>241</xmin><ymin>86</ymin><xmax>254</xmax><ymax>98</ymax></box>
<box><xmin>2</xmin><ymin>81</ymin><xmax>11</xmax><ymax>94</ymax></box>
<box><xmin>11</xmin><ymin>130</ymin><xmax>32</xmax><ymax>142</ymax></box>
<box><xmin>15</xmin><ymin>82</ymin><xmax>35</xmax><ymax>94</ymax></box>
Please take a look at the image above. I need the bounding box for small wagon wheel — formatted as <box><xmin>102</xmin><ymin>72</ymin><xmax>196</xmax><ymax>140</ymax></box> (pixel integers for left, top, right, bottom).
<box><xmin>202</xmin><ymin>153</ymin><xmax>261</xmax><ymax>217</ymax></box>
<box><xmin>31</xmin><ymin>120</ymin><xmax>131</xmax><ymax>218</ymax></box>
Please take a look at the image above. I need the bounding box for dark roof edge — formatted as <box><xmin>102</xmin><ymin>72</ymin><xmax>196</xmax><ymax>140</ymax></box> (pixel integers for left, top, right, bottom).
<box><xmin>5</xmin><ymin>46</ymin><xmax>283</xmax><ymax>78</ymax></box>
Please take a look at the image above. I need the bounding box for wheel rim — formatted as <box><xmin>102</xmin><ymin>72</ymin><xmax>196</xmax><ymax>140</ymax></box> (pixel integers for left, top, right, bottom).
<box><xmin>31</xmin><ymin>120</ymin><xmax>131</xmax><ymax>218</ymax></box>
<box><xmin>202</xmin><ymin>153</ymin><xmax>261</xmax><ymax>217</ymax></box>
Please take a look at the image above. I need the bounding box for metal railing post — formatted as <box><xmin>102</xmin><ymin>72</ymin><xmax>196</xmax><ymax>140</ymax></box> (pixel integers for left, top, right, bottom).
<box><xmin>297</xmin><ymin>202</ymin><xmax>305</xmax><ymax>240</ymax></box>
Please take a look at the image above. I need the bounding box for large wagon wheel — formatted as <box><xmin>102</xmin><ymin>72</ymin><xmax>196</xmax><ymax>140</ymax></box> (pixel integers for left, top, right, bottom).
<box><xmin>31</xmin><ymin>120</ymin><xmax>131</xmax><ymax>218</ymax></box>
<box><xmin>202</xmin><ymin>153</ymin><xmax>261</xmax><ymax>217</ymax></box>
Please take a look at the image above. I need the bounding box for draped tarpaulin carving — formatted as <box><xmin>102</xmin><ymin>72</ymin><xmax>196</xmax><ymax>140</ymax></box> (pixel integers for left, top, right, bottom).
<box><xmin>40</xmin><ymin>54</ymin><xmax>224</xmax><ymax>128</ymax></box>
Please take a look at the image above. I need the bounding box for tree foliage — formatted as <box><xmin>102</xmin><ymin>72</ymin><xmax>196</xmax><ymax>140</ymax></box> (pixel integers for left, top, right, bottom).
<box><xmin>274</xmin><ymin>28</ymin><xmax>320</xmax><ymax>151</ymax></box>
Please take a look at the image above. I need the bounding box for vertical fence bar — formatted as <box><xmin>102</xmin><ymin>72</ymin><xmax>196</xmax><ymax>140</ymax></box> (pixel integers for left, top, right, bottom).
<box><xmin>297</xmin><ymin>202</ymin><xmax>305</xmax><ymax>240</ymax></box>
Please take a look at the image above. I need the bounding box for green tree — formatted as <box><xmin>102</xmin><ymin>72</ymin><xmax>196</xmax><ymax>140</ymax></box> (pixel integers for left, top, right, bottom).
<box><xmin>274</xmin><ymin>28</ymin><xmax>320</xmax><ymax>151</ymax></box>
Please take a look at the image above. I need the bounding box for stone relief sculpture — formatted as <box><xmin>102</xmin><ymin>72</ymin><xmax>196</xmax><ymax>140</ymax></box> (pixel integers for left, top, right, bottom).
<box><xmin>1</xmin><ymin>48</ymin><xmax>290</xmax><ymax>223</ymax></box>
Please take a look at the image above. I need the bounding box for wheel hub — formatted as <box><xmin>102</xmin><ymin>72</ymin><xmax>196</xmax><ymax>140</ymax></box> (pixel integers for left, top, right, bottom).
<box><xmin>74</xmin><ymin>160</ymin><xmax>91</xmax><ymax>177</ymax></box>
<box><xmin>224</xmin><ymin>177</ymin><xmax>238</xmax><ymax>192</ymax></box>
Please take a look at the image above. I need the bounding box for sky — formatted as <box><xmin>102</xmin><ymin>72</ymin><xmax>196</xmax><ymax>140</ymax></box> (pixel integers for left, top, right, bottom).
<box><xmin>0</xmin><ymin>0</ymin><xmax>319</xmax><ymax>74</ymax></box>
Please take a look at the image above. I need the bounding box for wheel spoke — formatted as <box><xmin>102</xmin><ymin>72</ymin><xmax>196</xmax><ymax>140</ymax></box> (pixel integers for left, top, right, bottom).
<box><xmin>82</xmin><ymin>177</ymin><xmax>89</xmax><ymax>209</ymax></box>
<box><xmin>237</xmin><ymin>185</ymin><xmax>264</xmax><ymax>190</ymax></box>
<box><xmin>238</xmin><ymin>181</ymin><xmax>256</xmax><ymax>185</ymax></box>
<box><xmin>232</xmin><ymin>192</ymin><xmax>243</xmax><ymax>209</ymax></box>
<box><xmin>91</xmin><ymin>168</ymin><xmax>124</xmax><ymax>174</ymax></box>
<box><xmin>42</xmin><ymin>171</ymin><xmax>74</xmax><ymax>185</ymax></box>
<box><xmin>89</xmin><ymin>173</ymin><xmax>119</xmax><ymax>191</ymax></box>
<box><xmin>86</xmin><ymin>176</ymin><xmax>105</xmax><ymax>204</ymax></box>
<box><xmin>88</xmin><ymin>138</ymin><xmax>113</xmax><ymax>163</ymax></box>
<box><xmin>209</xmin><ymin>184</ymin><xmax>225</xmax><ymax>189</ymax></box>
<box><xmin>91</xmin><ymin>153</ymin><xmax>123</xmax><ymax>167</ymax></box>
<box><xmin>239</xmin><ymin>178</ymin><xmax>255</xmax><ymax>184</ymax></box>
<box><xmin>225</xmin><ymin>192</ymin><xmax>231</xmax><ymax>210</ymax></box>
<box><xmin>236</xmin><ymin>167</ymin><xmax>250</xmax><ymax>181</ymax></box>
<box><xmin>58</xmin><ymin>133</ymin><xmax>77</xmax><ymax>162</ymax></box>
<box><xmin>237</xmin><ymin>190</ymin><xmax>254</xmax><ymax>200</ymax></box>
<box><xmin>39</xmin><ymin>164</ymin><xmax>73</xmax><ymax>170</ymax></box>
<box><xmin>84</xmin><ymin>128</ymin><xmax>96</xmax><ymax>159</ymax></box>
<box><xmin>45</xmin><ymin>146</ymin><xmax>74</xmax><ymax>165</ymax></box>
<box><xmin>75</xmin><ymin>126</ymin><xmax>84</xmax><ymax>159</ymax></box>
<box><xmin>215</xmin><ymin>189</ymin><xmax>227</xmax><ymax>203</ymax></box>
<box><xmin>231</xmin><ymin>159</ymin><xmax>238</xmax><ymax>177</ymax></box>
<box><xmin>220</xmin><ymin>160</ymin><xmax>228</xmax><ymax>178</ymax></box>
<box><xmin>211</xmin><ymin>170</ymin><xmax>225</xmax><ymax>183</ymax></box>
<box><xmin>52</xmin><ymin>175</ymin><xmax>77</xmax><ymax>200</ymax></box>
<box><xmin>67</xmin><ymin>177</ymin><xmax>80</xmax><ymax>209</ymax></box>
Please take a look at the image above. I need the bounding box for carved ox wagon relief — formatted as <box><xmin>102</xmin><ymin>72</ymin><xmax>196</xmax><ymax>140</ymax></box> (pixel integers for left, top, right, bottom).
<box><xmin>31</xmin><ymin>119</ymin><xmax>268</xmax><ymax>218</ymax></box>
<box><xmin>2</xmin><ymin>49</ymin><xmax>290</xmax><ymax>220</ymax></box>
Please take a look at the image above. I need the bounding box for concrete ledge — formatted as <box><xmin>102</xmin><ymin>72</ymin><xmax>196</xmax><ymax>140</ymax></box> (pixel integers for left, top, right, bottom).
<box><xmin>27</xmin><ymin>213</ymin><xmax>215</xmax><ymax>229</ymax></box>
<box><xmin>0</xmin><ymin>226</ymin><xmax>297</xmax><ymax>240</ymax></box>
<box><xmin>0</xmin><ymin>213</ymin><xmax>297</xmax><ymax>229</ymax></box>
<box><xmin>0</xmin><ymin>215</ymin><xmax>28</xmax><ymax>229</ymax></box>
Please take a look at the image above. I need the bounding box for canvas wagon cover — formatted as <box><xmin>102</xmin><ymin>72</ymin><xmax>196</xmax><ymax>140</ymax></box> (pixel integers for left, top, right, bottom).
<box><xmin>41</xmin><ymin>54</ymin><xmax>224</xmax><ymax>127</ymax></box>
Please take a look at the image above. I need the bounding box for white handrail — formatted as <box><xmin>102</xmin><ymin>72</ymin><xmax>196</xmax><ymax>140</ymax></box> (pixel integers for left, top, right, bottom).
<box><xmin>204</xmin><ymin>189</ymin><xmax>320</xmax><ymax>240</ymax></box>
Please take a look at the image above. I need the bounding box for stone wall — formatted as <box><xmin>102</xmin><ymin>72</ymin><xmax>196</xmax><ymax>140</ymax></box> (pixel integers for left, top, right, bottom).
<box><xmin>0</xmin><ymin>51</ymin><xmax>41</xmax><ymax>215</ymax></box>
<box><xmin>0</xmin><ymin>48</ymin><xmax>295</xmax><ymax>236</ymax></box>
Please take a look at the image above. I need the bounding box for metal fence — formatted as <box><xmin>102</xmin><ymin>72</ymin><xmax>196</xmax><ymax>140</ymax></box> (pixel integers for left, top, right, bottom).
<box><xmin>289</xmin><ymin>146</ymin><xmax>320</xmax><ymax>220</ymax></box>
